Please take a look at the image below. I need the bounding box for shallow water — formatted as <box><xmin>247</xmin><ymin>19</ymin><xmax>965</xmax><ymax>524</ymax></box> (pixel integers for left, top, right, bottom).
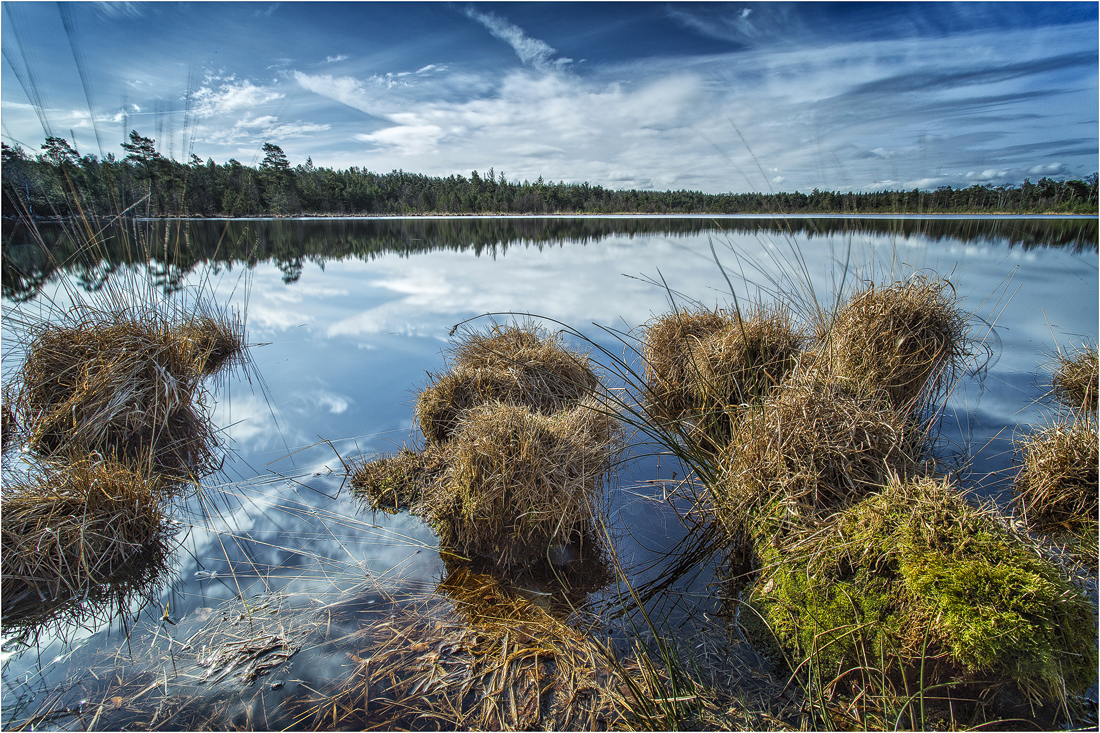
<box><xmin>1</xmin><ymin>216</ymin><xmax>1096</xmax><ymax>728</ymax></box>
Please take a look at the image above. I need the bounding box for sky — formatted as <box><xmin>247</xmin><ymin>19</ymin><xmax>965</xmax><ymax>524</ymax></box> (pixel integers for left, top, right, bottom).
<box><xmin>1</xmin><ymin>2</ymin><xmax>1096</xmax><ymax>194</ymax></box>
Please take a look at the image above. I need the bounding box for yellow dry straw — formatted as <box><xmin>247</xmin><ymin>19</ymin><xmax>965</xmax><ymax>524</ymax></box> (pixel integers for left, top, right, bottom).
<box><xmin>417</xmin><ymin>323</ymin><xmax>600</xmax><ymax>444</ymax></box>
<box><xmin>349</xmin><ymin>443</ymin><xmax>449</xmax><ymax>513</ymax></box>
<box><xmin>1013</xmin><ymin>421</ymin><xmax>1099</xmax><ymax>531</ymax></box>
<box><xmin>641</xmin><ymin>307</ymin><xmax>730</xmax><ymax>425</ymax></box>
<box><xmin>17</xmin><ymin>315</ymin><xmax>218</xmax><ymax>478</ymax></box>
<box><xmin>418</xmin><ymin>398</ymin><xmax>622</xmax><ymax>568</ymax></box>
<box><xmin>286</xmin><ymin>566</ymin><xmax>635</xmax><ymax>731</ymax></box>
<box><xmin>175</xmin><ymin>311</ymin><xmax>246</xmax><ymax>379</ymax></box>
<box><xmin>716</xmin><ymin>372</ymin><xmax>922</xmax><ymax>533</ymax></box>
<box><xmin>687</xmin><ymin>305</ymin><xmax>802</xmax><ymax>449</ymax></box>
<box><xmin>1052</xmin><ymin>345</ymin><xmax>1099</xmax><ymax>415</ymax></box>
<box><xmin>746</xmin><ymin>475</ymin><xmax>1098</xmax><ymax>712</ymax></box>
<box><xmin>822</xmin><ymin>275</ymin><xmax>968</xmax><ymax>410</ymax></box>
<box><xmin>1</xmin><ymin>458</ymin><xmax>172</xmax><ymax>632</ymax></box>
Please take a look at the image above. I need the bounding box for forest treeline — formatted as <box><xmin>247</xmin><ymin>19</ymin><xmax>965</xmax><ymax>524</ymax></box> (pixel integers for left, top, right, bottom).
<box><xmin>3</xmin><ymin>133</ymin><xmax>1098</xmax><ymax>218</ymax></box>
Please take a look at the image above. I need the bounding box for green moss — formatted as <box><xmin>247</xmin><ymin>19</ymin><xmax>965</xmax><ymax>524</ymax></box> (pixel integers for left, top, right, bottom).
<box><xmin>747</xmin><ymin>476</ymin><xmax>1098</xmax><ymax>704</ymax></box>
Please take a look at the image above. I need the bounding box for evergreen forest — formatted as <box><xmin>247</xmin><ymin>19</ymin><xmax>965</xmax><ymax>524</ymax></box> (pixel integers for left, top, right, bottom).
<box><xmin>4</xmin><ymin>133</ymin><xmax>1098</xmax><ymax>219</ymax></box>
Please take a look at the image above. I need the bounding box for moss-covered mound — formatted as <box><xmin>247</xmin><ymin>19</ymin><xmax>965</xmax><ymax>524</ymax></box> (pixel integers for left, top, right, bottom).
<box><xmin>417</xmin><ymin>324</ymin><xmax>600</xmax><ymax>444</ymax></box>
<box><xmin>747</xmin><ymin>476</ymin><xmax>1098</xmax><ymax>711</ymax></box>
<box><xmin>1</xmin><ymin>458</ymin><xmax>173</xmax><ymax>635</ymax></box>
<box><xmin>641</xmin><ymin>307</ymin><xmax>731</xmax><ymax>425</ymax></box>
<box><xmin>350</xmin><ymin>444</ymin><xmax>448</xmax><ymax>513</ymax></box>
<box><xmin>1052</xmin><ymin>345</ymin><xmax>1098</xmax><ymax>415</ymax></box>
<box><xmin>418</xmin><ymin>399</ymin><xmax>622</xmax><ymax>567</ymax></box>
<box><xmin>1013</xmin><ymin>421</ymin><xmax>1099</xmax><ymax>532</ymax></box>
<box><xmin>716</xmin><ymin>373</ymin><xmax>922</xmax><ymax>532</ymax></box>
<box><xmin>823</xmin><ymin>275</ymin><xmax>968</xmax><ymax>410</ymax></box>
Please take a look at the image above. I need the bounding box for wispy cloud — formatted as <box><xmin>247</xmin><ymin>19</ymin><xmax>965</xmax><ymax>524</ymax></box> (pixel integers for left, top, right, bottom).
<box><xmin>464</xmin><ymin>7</ymin><xmax>572</xmax><ymax>70</ymax></box>
<box><xmin>191</xmin><ymin>79</ymin><xmax>284</xmax><ymax>118</ymax></box>
<box><xmin>324</xmin><ymin>54</ymin><xmax>349</xmax><ymax>64</ymax></box>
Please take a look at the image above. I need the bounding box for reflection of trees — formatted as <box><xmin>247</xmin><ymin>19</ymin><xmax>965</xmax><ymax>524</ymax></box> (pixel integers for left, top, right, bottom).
<box><xmin>3</xmin><ymin>216</ymin><xmax>1096</xmax><ymax>301</ymax></box>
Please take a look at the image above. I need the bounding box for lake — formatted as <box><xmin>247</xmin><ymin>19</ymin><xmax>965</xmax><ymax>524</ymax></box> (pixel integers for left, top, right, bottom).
<box><xmin>1</xmin><ymin>215</ymin><xmax>1097</xmax><ymax>728</ymax></box>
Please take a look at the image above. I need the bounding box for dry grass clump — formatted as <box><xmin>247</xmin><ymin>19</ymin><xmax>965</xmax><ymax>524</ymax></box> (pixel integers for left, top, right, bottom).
<box><xmin>17</xmin><ymin>312</ymin><xmax>216</xmax><ymax>473</ymax></box>
<box><xmin>419</xmin><ymin>398</ymin><xmax>622</xmax><ymax>568</ymax></box>
<box><xmin>641</xmin><ymin>307</ymin><xmax>730</xmax><ymax>425</ymax></box>
<box><xmin>822</xmin><ymin>275</ymin><xmax>968</xmax><ymax>409</ymax></box>
<box><xmin>1013</xmin><ymin>421</ymin><xmax>1099</xmax><ymax>532</ymax></box>
<box><xmin>418</xmin><ymin>324</ymin><xmax>600</xmax><ymax>444</ymax></box>
<box><xmin>15</xmin><ymin>314</ymin><xmax>220</xmax><ymax>478</ymax></box>
<box><xmin>745</xmin><ymin>475</ymin><xmax>1098</xmax><ymax>720</ymax></box>
<box><xmin>690</xmin><ymin>306</ymin><xmax>802</xmax><ymax>408</ymax></box>
<box><xmin>1</xmin><ymin>457</ymin><xmax>173</xmax><ymax>636</ymax></box>
<box><xmin>349</xmin><ymin>443</ymin><xmax>448</xmax><ymax>513</ymax></box>
<box><xmin>175</xmin><ymin>311</ymin><xmax>246</xmax><ymax>379</ymax></box>
<box><xmin>286</xmin><ymin>566</ymin><xmax>634</xmax><ymax>731</ymax></box>
<box><xmin>1</xmin><ymin>398</ymin><xmax>18</xmax><ymax>456</ymax></box>
<box><xmin>716</xmin><ymin>373</ymin><xmax>922</xmax><ymax>531</ymax></box>
<box><xmin>1052</xmin><ymin>345</ymin><xmax>1098</xmax><ymax>414</ymax></box>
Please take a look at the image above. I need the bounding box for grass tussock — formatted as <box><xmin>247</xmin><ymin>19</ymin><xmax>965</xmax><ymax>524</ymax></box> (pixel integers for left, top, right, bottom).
<box><xmin>419</xmin><ymin>398</ymin><xmax>623</xmax><ymax>568</ymax></box>
<box><xmin>822</xmin><ymin>275</ymin><xmax>968</xmax><ymax>409</ymax></box>
<box><xmin>175</xmin><ymin>311</ymin><xmax>246</xmax><ymax>379</ymax></box>
<box><xmin>11</xmin><ymin>304</ymin><xmax>246</xmax><ymax>478</ymax></box>
<box><xmin>1013</xmin><ymin>421</ymin><xmax>1099</xmax><ymax>532</ymax></box>
<box><xmin>1</xmin><ymin>457</ymin><xmax>172</xmax><ymax>636</ymax></box>
<box><xmin>16</xmin><ymin>314</ymin><xmax>219</xmax><ymax>477</ymax></box>
<box><xmin>1052</xmin><ymin>344</ymin><xmax>1098</xmax><ymax>414</ymax></box>
<box><xmin>716</xmin><ymin>373</ymin><xmax>922</xmax><ymax>530</ymax></box>
<box><xmin>641</xmin><ymin>307</ymin><xmax>730</xmax><ymax>425</ymax></box>
<box><xmin>744</xmin><ymin>475</ymin><xmax>1098</xmax><ymax>723</ymax></box>
<box><xmin>349</xmin><ymin>443</ymin><xmax>448</xmax><ymax>513</ymax></box>
<box><xmin>417</xmin><ymin>323</ymin><xmax>600</xmax><ymax>444</ymax></box>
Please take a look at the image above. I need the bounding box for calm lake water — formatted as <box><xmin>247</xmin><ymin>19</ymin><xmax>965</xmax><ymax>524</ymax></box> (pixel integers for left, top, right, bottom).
<box><xmin>2</xmin><ymin>215</ymin><xmax>1097</xmax><ymax>728</ymax></box>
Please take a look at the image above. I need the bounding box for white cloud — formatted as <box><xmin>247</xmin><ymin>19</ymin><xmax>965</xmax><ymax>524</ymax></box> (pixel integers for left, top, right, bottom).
<box><xmin>464</xmin><ymin>8</ymin><xmax>571</xmax><ymax>70</ymax></box>
<box><xmin>192</xmin><ymin>79</ymin><xmax>284</xmax><ymax>118</ymax></box>
<box><xmin>325</xmin><ymin>54</ymin><xmax>350</xmax><ymax>64</ymax></box>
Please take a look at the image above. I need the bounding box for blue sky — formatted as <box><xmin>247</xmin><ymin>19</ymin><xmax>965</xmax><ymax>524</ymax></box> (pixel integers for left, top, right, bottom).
<box><xmin>2</xmin><ymin>2</ymin><xmax>1096</xmax><ymax>193</ymax></box>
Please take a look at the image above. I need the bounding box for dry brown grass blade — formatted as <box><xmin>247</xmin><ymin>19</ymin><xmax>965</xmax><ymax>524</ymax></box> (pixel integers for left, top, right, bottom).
<box><xmin>1052</xmin><ymin>344</ymin><xmax>1099</xmax><ymax>415</ymax></box>
<box><xmin>1013</xmin><ymin>420</ymin><xmax>1099</xmax><ymax>531</ymax></box>
<box><xmin>821</xmin><ymin>274</ymin><xmax>969</xmax><ymax>411</ymax></box>
<box><xmin>417</xmin><ymin>397</ymin><xmax>623</xmax><ymax>568</ymax></box>
<box><xmin>1</xmin><ymin>456</ymin><xmax>174</xmax><ymax>638</ymax></box>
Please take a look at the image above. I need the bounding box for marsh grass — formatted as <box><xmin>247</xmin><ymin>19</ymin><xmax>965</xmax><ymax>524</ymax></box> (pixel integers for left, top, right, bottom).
<box><xmin>820</xmin><ymin>274</ymin><xmax>970</xmax><ymax>412</ymax></box>
<box><xmin>350</xmin><ymin>443</ymin><xmax>449</xmax><ymax>513</ymax></box>
<box><xmin>1013</xmin><ymin>421</ymin><xmax>1099</xmax><ymax>533</ymax></box>
<box><xmin>419</xmin><ymin>397</ymin><xmax>623</xmax><ymax>568</ymax></box>
<box><xmin>416</xmin><ymin>322</ymin><xmax>601</xmax><ymax>445</ymax></box>
<box><xmin>1051</xmin><ymin>343</ymin><xmax>1099</xmax><ymax>415</ymax></box>
<box><xmin>1</xmin><ymin>457</ymin><xmax>176</xmax><ymax>642</ymax></box>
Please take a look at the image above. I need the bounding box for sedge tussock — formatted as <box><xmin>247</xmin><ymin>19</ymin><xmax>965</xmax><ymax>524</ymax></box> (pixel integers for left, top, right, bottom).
<box><xmin>349</xmin><ymin>443</ymin><xmax>449</xmax><ymax>513</ymax></box>
<box><xmin>1</xmin><ymin>457</ymin><xmax>173</xmax><ymax>638</ymax></box>
<box><xmin>1013</xmin><ymin>421</ymin><xmax>1099</xmax><ymax>532</ymax></box>
<box><xmin>15</xmin><ymin>312</ymin><xmax>220</xmax><ymax>479</ymax></box>
<box><xmin>745</xmin><ymin>475</ymin><xmax>1098</xmax><ymax>719</ymax></box>
<box><xmin>1052</xmin><ymin>344</ymin><xmax>1098</xmax><ymax>415</ymax></box>
<box><xmin>418</xmin><ymin>323</ymin><xmax>600</xmax><ymax>445</ymax></box>
<box><xmin>175</xmin><ymin>309</ymin><xmax>247</xmax><ymax>379</ymax></box>
<box><xmin>418</xmin><ymin>398</ymin><xmax>623</xmax><ymax>568</ymax></box>
<box><xmin>688</xmin><ymin>305</ymin><xmax>803</xmax><ymax>448</ymax></box>
<box><xmin>822</xmin><ymin>274</ymin><xmax>968</xmax><ymax>410</ymax></box>
<box><xmin>715</xmin><ymin>372</ymin><xmax>923</xmax><ymax>534</ymax></box>
<box><xmin>641</xmin><ymin>307</ymin><xmax>730</xmax><ymax>425</ymax></box>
